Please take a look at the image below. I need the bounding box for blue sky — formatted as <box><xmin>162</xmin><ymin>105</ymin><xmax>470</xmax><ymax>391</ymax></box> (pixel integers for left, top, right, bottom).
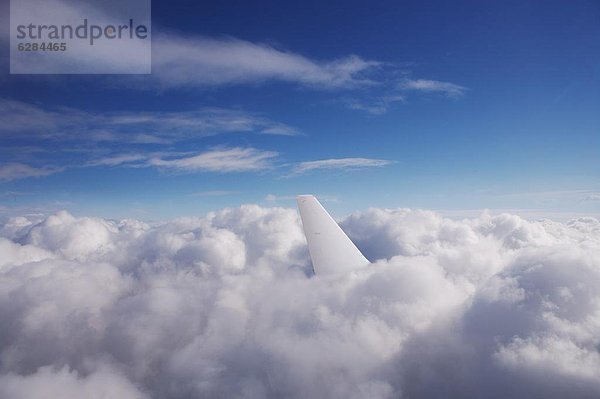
<box><xmin>1</xmin><ymin>0</ymin><xmax>599</xmax><ymax>220</ymax></box>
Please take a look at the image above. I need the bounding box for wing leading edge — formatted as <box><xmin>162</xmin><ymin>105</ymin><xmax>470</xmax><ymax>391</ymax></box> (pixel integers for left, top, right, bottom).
<box><xmin>297</xmin><ymin>195</ymin><xmax>369</xmax><ymax>274</ymax></box>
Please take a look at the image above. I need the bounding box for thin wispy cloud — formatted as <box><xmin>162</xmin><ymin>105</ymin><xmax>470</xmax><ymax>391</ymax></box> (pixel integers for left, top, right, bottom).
<box><xmin>0</xmin><ymin>99</ymin><xmax>72</xmax><ymax>134</ymax></box>
<box><xmin>492</xmin><ymin>189</ymin><xmax>600</xmax><ymax>206</ymax></box>
<box><xmin>189</xmin><ymin>190</ymin><xmax>240</xmax><ymax>197</ymax></box>
<box><xmin>0</xmin><ymin>99</ymin><xmax>300</xmax><ymax>143</ymax></box>
<box><xmin>106</xmin><ymin>108</ymin><xmax>301</xmax><ymax>138</ymax></box>
<box><xmin>346</xmin><ymin>95</ymin><xmax>406</xmax><ymax>115</ymax></box>
<box><xmin>149</xmin><ymin>147</ymin><xmax>278</xmax><ymax>173</ymax></box>
<box><xmin>0</xmin><ymin>163</ymin><xmax>62</xmax><ymax>181</ymax></box>
<box><xmin>583</xmin><ymin>194</ymin><xmax>600</xmax><ymax>202</ymax></box>
<box><xmin>2</xmin><ymin>0</ymin><xmax>463</xmax><ymax>97</ymax></box>
<box><xmin>259</xmin><ymin>124</ymin><xmax>302</xmax><ymax>136</ymax></box>
<box><xmin>399</xmin><ymin>79</ymin><xmax>467</xmax><ymax>98</ymax></box>
<box><xmin>1</xmin><ymin>0</ymin><xmax>468</xmax><ymax>121</ymax></box>
<box><xmin>153</xmin><ymin>35</ymin><xmax>379</xmax><ymax>89</ymax></box>
<box><xmin>0</xmin><ymin>99</ymin><xmax>299</xmax><ymax>180</ymax></box>
<box><xmin>265</xmin><ymin>194</ymin><xmax>298</xmax><ymax>202</ymax></box>
<box><xmin>86</xmin><ymin>154</ymin><xmax>148</xmax><ymax>167</ymax></box>
<box><xmin>342</xmin><ymin>77</ymin><xmax>466</xmax><ymax>115</ymax></box>
<box><xmin>2</xmin><ymin>0</ymin><xmax>380</xmax><ymax>89</ymax></box>
<box><xmin>293</xmin><ymin>157</ymin><xmax>394</xmax><ymax>174</ymax></box>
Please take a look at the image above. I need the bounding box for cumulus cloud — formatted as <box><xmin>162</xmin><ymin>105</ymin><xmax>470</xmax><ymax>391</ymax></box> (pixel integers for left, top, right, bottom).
<box><xmin>1</xmin><ymin>206</ymin><xmax>599</xmax><ymax>398</ymax></box>
<box><xmin>0</xmin><ymin>365</ymin><xmax>148</xmax><ymax>399</ymax></box>
<box><xmin>293</xmin><ymin>157</ymin><xmax>394</xmax><ymax>174</ymax></box>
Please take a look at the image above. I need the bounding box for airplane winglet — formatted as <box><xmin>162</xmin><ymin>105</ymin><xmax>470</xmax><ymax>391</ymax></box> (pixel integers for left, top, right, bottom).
<box><xmin>297</xmin><ymin>195</ymin><xmax>369</xmax><ymax>274</ymax></box>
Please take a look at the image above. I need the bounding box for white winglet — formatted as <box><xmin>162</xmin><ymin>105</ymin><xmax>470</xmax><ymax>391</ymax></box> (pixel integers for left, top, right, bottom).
<box><xmin>297</xmin><ymin>195</ymin><xmax>369</xmax><ymax>274</ymax></box>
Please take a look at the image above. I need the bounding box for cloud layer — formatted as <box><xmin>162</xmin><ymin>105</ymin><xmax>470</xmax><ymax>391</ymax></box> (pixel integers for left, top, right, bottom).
<box><xmin>0</xmin><ymin>206</ymin><xmax>599</xmax><ymax>398</ymax></box>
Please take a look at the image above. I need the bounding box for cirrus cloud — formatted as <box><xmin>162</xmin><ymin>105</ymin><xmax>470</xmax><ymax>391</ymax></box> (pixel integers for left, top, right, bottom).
<box><xmin>153</xmin><ymin>35</ymin><xmax>380</xmax><ymax>89</ymax></box>
<box><xmin>148</xmin><ymin>147</ymin><xmax>279</xmax><ymax>173</ymax></box>
<box><xmin>293</xmin><ymin>157</ymin><xmax>394</xmax><ymax>174</ymax></box>
<box><xmin>399</xmin><ymin>79</ymin><xmax>467</xmax><ymax>98</ymax></box>
<box><xmin>0</xmin><ymin>163</ymin><xmax>63</xmax><ymax>181</ymax></box>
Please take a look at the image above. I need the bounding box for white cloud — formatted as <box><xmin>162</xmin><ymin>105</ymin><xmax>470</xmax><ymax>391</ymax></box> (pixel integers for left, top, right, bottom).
<box><xmin>346</xmin><ymin>95</ymin><xmax>406</xmax><ymax>115</ymax></box>
<box><xmin>0</xmin><ymin>99</ymin><xmax>70</xmax><ymax>134</ymax></box>
<box><xmin>495</xmin><ymin>335</ymin><xmax>600</xmax><ymax>383</ymax></box>
<box><xmin>584</xmin><ymin>194</ymin><xmax>600</xmax><ymax>202</ymax></box>
<box><xmin>152</xmin><ymin>35</ymin><xmax>379</xmax><ymax>89</ymax></box>
<box><xmin>86</xmin><ymin>154</ymin><xmax>148</xmax><ymax>167</ymax></box>
<box><xmin>4</xmin><ymin>1</ymin><xmax>378</xmax><ymax>88</ymax></box>
<box><xmin>0</xmin><ymin>365</ymin><xmax>148</xmax><ymax>399</ymax></box>
<box><xmin>0</xmin><ymin>238</ymin><xmax>54</xmax><ymax>270</ymax></box>
<box><xmin>293</xmin><ymin>157</ymin><xmax>394</xmax><ymax>174</ymax></box>
<box><xmin>3</xmin><ymin>0</ymin><xmax>467</xmax><ymax>98</ymax></box>
<box><xmin>0</xmin><ymin>100</ymin><xmax>299</xmax><ymax>179</ymax></box>
<box><xmin>0</xmin><ymin>99</ymin><xmax>300</xmax><ymax>142</ymax></box>
<box><xmin>0</xmin><ymin>163</ymin><xmax>62</xmax><ymax>181</ymax></box>
<box><xmin>259</xmin><ymin>124</ymin><xmax>302</xmax><ymax>136</ymax></box>
<box><xmin>400</xmin><ymin>79</ymin><xmax>467</xmax><ymax>98</ymax></box>
<box><xmin>190</xmin><ymin>190</ymin><xmax>240</xmax><ymax>197</ymax></box>
<box><xmin>23</xmin><ymin>210</ymin><xmax>117</xmax><ymax>260</ymax></box>
<box><xmin>1</xmin><ymin>206</ymin><xmax>599</xmax><ymax>397</ymax></box>
<box><xmin>149</xmin><ymin>147</ymin><xmax>278</xmax><ymax>173</ymax></box>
